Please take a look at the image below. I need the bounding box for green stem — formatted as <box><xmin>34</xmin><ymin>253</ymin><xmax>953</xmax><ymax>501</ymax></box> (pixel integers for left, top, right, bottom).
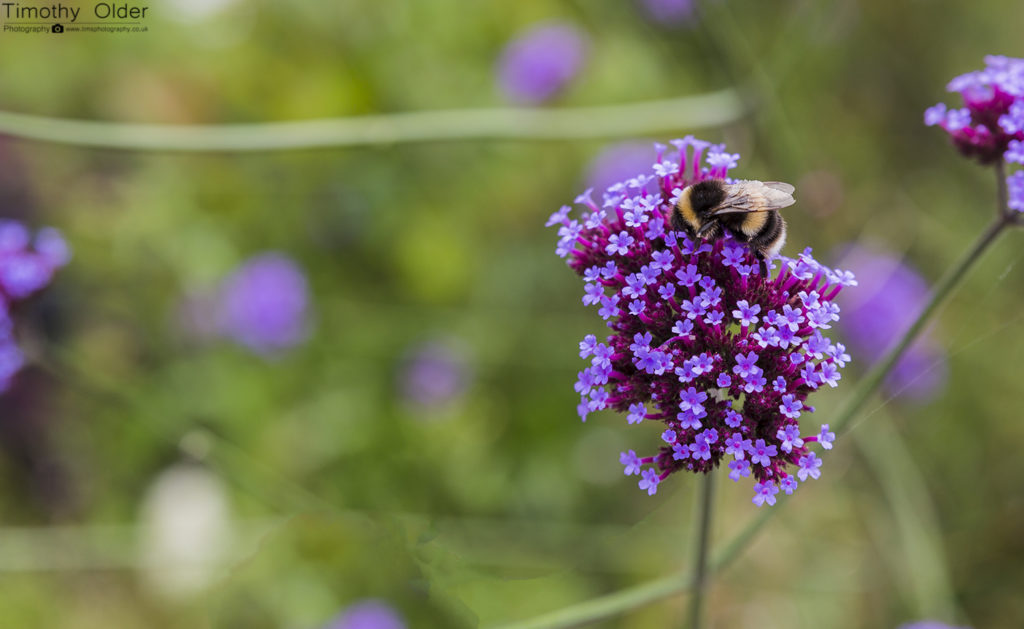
<box><xmin>487</xmin><ymin>572</ymin><xmax>692</xmax><ymax>629</ymax></box>
<box><xmin>486</xmin><ymin>500</ymin><xmax>775</xmax><ymax>629</ymax></box>
<box><xmin>687</xmin><ymin>472</ymin><xmax>716</xmax><ymax>629</ymax></box>
<box><xmin>0</xmin><ymin>90</ymin><xmax>745</xmax><ymax>152</ymax></box>
<box><xmin>833</xmin><ymin>215</ymin><xmax>1012</xmax><ymax>435</ymax></box>
<box><xmin>493</xmin><ymin>164</ymin><xmax>1016</xmax><ymax>629</ymax></box>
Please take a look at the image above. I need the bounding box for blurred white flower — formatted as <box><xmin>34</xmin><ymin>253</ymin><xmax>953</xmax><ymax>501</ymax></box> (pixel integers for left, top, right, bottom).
<box><xmin>137</xmin><ymin>463</ymin><xmax>232</xmax><ymax>602</ymax></box>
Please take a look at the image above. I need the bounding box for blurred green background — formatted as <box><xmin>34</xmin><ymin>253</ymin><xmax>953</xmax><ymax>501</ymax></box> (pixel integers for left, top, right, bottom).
<box><xmin>0</xmin><ymin>0</ymin><xmax>1022</xmax><ymax>627</ymax></box>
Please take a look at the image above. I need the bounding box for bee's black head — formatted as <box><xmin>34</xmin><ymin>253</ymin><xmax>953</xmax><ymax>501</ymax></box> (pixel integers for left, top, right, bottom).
<box><xmin>689</xmin><ymin>179</ymin><xmax>727</xmax><ymax>218</ymax></box>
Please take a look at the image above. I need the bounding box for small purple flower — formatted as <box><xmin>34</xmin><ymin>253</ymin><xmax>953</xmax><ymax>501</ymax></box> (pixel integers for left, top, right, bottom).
<box><xmin>897</xmin><ymin>622</ymin><xmax>972</xmax><ymax>629</ymax></box>
<box><xmin>588</xmin><ymin>388</ymin><xmax>609</xmax><ymax>411</ymax></box>
<box><xmin>672</xmin><ymin>319</ymin><xmax>694</xmax><ymax>337</ymax></box>
<box><xmin>689</xmin><ymin>439</ymin><xmax>712</xmax><ymax>461</ymax></box>
<box><xmin>679</xmin><ymin>387</ymin><xmax>708</xmax><ymax>414</ymax></box>
<box><xmin>797</xmin><ymin>452</ymin><xmax>823</xmax><ymax>481</ymax></box>
<box><xmin>627</xmin><ymin>402</ymin><xmax>647</xmax><ymax>425</ymax></box>
<box><xmin>818</xmin><ymin>424</ymin><xmax>836</xmax><ymax>450</ymax></box>
<box><xmin>323</xmin><ymin>600</ymin><xmax>406</xmax><ymax>629</ymax></box>
<box><xmin>749</xmin><ymin>439</ymin><xmax>778</xmax><ymax>467</ymax></box>
<box><xmin>574</xmin><ymin>370</ymin><xmax>594</xmax><ymax>395</ymax></box>
<box><xmin>1006</xmin><ymin>139</ymin><xmax>1024</xmax><ymax>163</ymax></box>
<box><xmin>217</xmin><ymin>253</ymin><xmax>310</xmax><ymax>356</ymax></box>
<box><xmin>740</xmin><ymin>369</ymin><xmax>767</xmax><ymax>394</ymax></box>
<box><xmin>579</xmin><ymin>334</ymin><xmax>598</xmax><ymax>358</ymax></box>
<box><xmin>583</xmin><ymin>282</ymin><xmax>605</xmax><ymax>306</ymax></box>
<box><xmin>732</xmin><ymin>300</ymin><xmax>761</xmax><ymax>327</ymax></box>
<box><xmin>700</xmin><ymin>428</ymin><xmax>718</xmax><ymax>444</ymax></box>
<box><xmin>724</xmin><ymin>409</ymin><xmax>743</xmax><ymax>429</ymax></box>
<box><xmin>623</xmin><ymin>273</ymin><xmax>646</xmax><ymax>299</ymax></box>
<box><xmin>728</xmin><ymin>458</ymin><xmax>751</xmax><ymax>481</ymax></box>
<box><xmin>732</xmin><ymin>352</ymin><xmax>759</xmax><ymax>379</ymax></box>
<box><xmin>598</xmin><ymin>294</ymin><xmax>621</xmax><ymax>320</ymax></box>
<box><xmin>606</xmin><ymin>231</ymin><xmax>635</xmax><ymax>255</ymax></box>
<box><xmin>1008</xmin><ymin>170</ymin><xmax>1024</xmax><ymax>212</ymax></box>
<box><xmin>651</xmin><ymin>249</ymin><xmax>675</xmax><ymax>271</ymax></box>
<box><xmin>721</xmin><ymin>244</ymin><xmax>745</xmax><ymax>268</ymax></box>
<box><xmin>779</xmin><ymin>394</ymin><xmax>803</xmax><ymax>419</ymax></box>
<box><xmin>675</xmin><ymin>264</ymin><xmax>701</xmax><ymax>286</ymax></box>
<box><xmin>620</xmin><ymin>449</ymin><xmax>642</xmax><ymax>475</ymax></box>
<box><xmin>497</xmin><ymin>21</ymin><xmax>588</xmax><ymax>105</ymax></box>
<box><xmin>552</xmin><ymin>137</ymin><xmax>853</xmax><ymax>502</ymax></box>
<box><xmin>752</xmin><ymin>481</ymin><xmax>780</xmax><ymax>507</ymax></box>
<box><xmin>725</xmin><ymin>433</ymin><xmax>749</xmax><ymax>459</ymax></box>
<box><xmin>639</xmin><ymin>468</ymin><xmax>661</xmax><ymax>495</ymax></box>
<box><xmin>546</xmin><ymin>206</ymin><xmax>572</xmax><ymax>227</ymax></box>
<box><xmin>592</xmin><ymin>343</ymin><xmax>614</xmax><ymax>367</ymax></box>
<box><xmin>776</xmin><ymin>424</ymin><xmax>804</xmax><ymax>453</ymax></box>
<box><xmin>779</xmin><ymin>474</ymin><xmax>798</xmax><ymax>495</ymax></box>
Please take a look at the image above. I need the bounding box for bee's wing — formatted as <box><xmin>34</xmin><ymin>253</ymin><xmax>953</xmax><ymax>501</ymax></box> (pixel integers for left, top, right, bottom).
<box><xmin>709</xmin><ymin>180</ymin><xmax>796</xmax><ymax>215</ymax></box>
<box><xmin>762</xmin><ymin>181</ymin><xmax>795</xmax><ymax>195</ymax></box>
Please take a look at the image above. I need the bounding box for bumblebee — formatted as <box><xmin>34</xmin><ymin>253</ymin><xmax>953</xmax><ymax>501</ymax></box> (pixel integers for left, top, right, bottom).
<box><xmin>671</xmin><ymin>178</ymin><xmax>795</xmax><ymax>275</ymax></box>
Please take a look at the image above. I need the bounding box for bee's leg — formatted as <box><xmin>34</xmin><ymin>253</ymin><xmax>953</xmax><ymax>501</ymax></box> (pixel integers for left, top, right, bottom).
<box><xmin>757</xmin><ymin>254</ymin><xmax>768</xmax><ymax>278</ymax></box>
<box><xmin>697</xmin><ymin>221</ymin><xmax>718</xmax><ymax>239</ymax></box>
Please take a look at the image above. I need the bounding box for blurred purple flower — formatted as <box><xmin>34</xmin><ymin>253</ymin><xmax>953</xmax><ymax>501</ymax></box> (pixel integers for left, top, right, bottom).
<box><xmin>897</xmin><ymin>622</ymin><xmax>971</xmax><ymax>629</ymax></box>
<box><xmin>0</xmin><ymin>221</ymin><xmax>69</xmax><ymax>300</ymax></box>
<box><xmin>584</xmin><ymin>142</ymin><xmax>659</xmax><ymax>198</ymax></box>
<box><xmin>0</xmin><ymin>220</ymin><xmax>69</xmax><ymax>393</ymax></box>
<box><xmin>324</xmin><ymin>600</ymin><xmax>406</xmax><ymax>629</ymax></box>
<box><xmin>216</xmin><ymin>252</ymin><xmax>310</xmax><ymax>355</ymax></box>
<box><xmin>496</xmin><ymin>21</ymin><xmax>588</xmax><ymax>105</ymax></box>
<box><xmin>399</xmin><ymin>339</ymin><xmax>469</xmax><ymax>410</ymax></box>
<box><xmin>837</xmin><ymin>245</ymin><xmax>946</xmax><ymax>402</ymax></box>
<box><xmin>639</xmin><ymin>0</ymin><xmax>696</xmax><ymax>25</ymax></box>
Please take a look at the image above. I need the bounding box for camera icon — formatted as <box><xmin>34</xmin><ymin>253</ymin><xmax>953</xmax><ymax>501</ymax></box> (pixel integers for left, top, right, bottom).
<box><xmin>51</xmin><ymin>23</ymin><xmax>64</xmax><ymax>33</ymax></box>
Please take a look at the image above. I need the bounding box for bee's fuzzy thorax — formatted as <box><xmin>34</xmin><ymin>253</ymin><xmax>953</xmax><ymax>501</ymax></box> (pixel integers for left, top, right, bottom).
<box><xmin>688</xmin><ymin>179</ymin><xmax>727</xmax><ymax>218</ymax></box>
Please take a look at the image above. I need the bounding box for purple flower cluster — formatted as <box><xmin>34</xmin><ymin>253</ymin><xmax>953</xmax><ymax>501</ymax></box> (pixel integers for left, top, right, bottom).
<box><xmin>549</xmin><ymin>138</ymin><xmax>855</xmax><ymax>505</ymax></box>
<box><xmin>925</xmin><ymin>55</ymin><xmax>1024</xmax><ymax>211</ymax></box>
<box><xmin>496</xmin><ymin>21</ymin><xmax>588</xmax><ymax>105</ymax></box>
<box><xmin>0</xmin><ymin>220</ymin><xmax>70</xmax><ymax>392</ymax></box>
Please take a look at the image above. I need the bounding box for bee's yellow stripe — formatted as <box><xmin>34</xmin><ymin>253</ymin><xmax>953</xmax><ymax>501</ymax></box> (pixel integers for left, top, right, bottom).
<box><xmin>677</xmin><ymin>187</ymin><xmax>698</xmax><ymax>230</ymax></box>
<box><xmin>740</xmin><ymin>211</ymin><xmax>768</xmax><ymax>236</ymax></box>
